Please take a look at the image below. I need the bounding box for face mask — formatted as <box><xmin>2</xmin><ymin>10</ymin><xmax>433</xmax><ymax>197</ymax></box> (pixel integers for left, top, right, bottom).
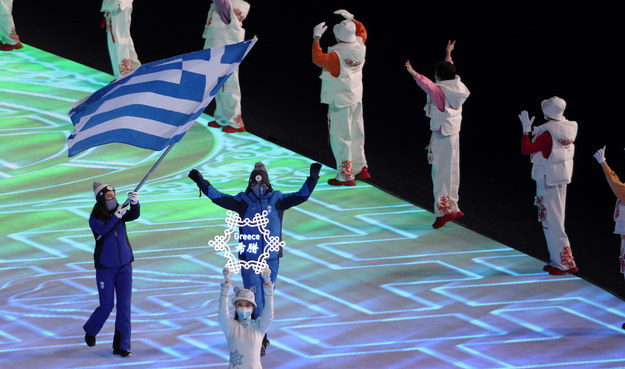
<box><xmin>106</xmin><ymin>198</ymin><xmax>118</xmax><ymax>211</ymax></box>
<box><xmin>236</xmin><ymin>306</ymin><xmax>253</xmax><ymax>321</ymax></box>
<box><xmin>251</xmin><ymin>183</ymin><xmax>267</xmax><ymax>198</ymax></box>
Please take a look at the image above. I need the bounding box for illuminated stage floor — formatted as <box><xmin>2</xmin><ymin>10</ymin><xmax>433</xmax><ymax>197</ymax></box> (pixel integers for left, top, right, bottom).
<box><xmin>2</xmin><ymin>45</ymin><xmax>625</xmax><ymax>369</ymax></box>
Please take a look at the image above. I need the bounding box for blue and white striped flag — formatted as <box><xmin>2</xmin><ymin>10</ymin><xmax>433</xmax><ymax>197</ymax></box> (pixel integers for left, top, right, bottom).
<box><xmin>67</xmin><ymin>38</ymin><xmax>256</xmax><ymax>157</ymax></box>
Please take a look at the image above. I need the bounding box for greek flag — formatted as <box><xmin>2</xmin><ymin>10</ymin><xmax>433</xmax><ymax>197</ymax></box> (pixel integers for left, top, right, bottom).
<box><xmin>67</xmin><ymin>38</ymin><xmax>256</xmax><ymax>157</ymax></box>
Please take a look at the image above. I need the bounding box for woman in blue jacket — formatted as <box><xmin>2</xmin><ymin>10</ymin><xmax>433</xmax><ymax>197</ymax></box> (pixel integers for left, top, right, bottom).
<box><xmin>83</xmin><ymin>181</ymin><xmax>140</xmax><ymax>358</ymax></box>
<box><xmin>189</xmin><ymin>161</ymin><xmax>320</xmax><ymax>355</ymax></box>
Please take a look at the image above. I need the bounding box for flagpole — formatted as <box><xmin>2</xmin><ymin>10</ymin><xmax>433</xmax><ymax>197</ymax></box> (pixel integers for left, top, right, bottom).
<box><xmin>95</xmin><ymin>143</ymin><xmax>176</xmax><ymax>242</ymax></box>
<box><xmin>122</xmin><ymin>142</ymin><xmax>176</xmax><ymax>207</ymax></box>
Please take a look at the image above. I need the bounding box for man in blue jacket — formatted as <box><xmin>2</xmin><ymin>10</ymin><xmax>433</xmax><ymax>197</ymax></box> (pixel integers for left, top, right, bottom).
<box><xmin>188</xmin><ymin>161</ymin><xmax>321</xmax><ymax>354</ymax></box>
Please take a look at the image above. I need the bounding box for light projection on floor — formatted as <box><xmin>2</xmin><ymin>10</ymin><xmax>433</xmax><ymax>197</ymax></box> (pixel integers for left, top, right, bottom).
<box><xmin>3</xmin><ymin>44</ymin><xmax>625</xmax><ymax>369</ymax></box>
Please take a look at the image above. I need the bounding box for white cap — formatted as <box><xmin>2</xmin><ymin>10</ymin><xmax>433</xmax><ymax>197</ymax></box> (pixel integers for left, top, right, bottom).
<box><xmin>333</xmin><ymin>20</ymin><xmax>357</xmax><ymax>43</ymax></box>
<box><xmin>541</xmin><ymin>96</ymin><xmax>566</xmax><ymax>121</ymax></box>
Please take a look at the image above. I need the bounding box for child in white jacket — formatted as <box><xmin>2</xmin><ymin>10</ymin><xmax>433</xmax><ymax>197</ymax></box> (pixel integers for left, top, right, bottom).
<box><xmin>219</xmin><ymin>267</ymin><xmax>273</xmax><ymax>368</ymax></box>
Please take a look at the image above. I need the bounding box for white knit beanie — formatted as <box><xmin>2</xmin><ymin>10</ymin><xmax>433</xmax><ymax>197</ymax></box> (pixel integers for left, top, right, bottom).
<box><xmin>92</xmin><ymin>181</ymin><xmax>114</xmax><ymax>200</ymax></box>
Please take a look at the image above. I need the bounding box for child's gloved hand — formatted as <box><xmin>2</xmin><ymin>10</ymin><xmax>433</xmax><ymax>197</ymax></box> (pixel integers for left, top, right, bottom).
<box><xmin>261</xmin><ymin>267</ymin><xmax>272</xmax><ymax>284</ymax></box>
<box><xmin>223</xmin><ymin>267</ymin><xmax>232</xmax><ymax>284</ymax></box>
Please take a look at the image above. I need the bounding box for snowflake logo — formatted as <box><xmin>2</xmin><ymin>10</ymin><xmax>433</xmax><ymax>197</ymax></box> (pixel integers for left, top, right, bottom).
<box><xmin>208</xmin><ymin>210</ymin><xmax>285</xmax><ymax>275</ymax></box>
<box><xmin>229</xmin><ymin>349</ymin><xmax>244</xmax><ymax>368</ymax></box>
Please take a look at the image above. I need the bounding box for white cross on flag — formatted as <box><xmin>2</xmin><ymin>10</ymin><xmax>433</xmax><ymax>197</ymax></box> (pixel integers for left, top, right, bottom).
<box><xmin>66</xmin><ymin>38</ymin><xmax>256</xmax><ymax>157</ymax></box>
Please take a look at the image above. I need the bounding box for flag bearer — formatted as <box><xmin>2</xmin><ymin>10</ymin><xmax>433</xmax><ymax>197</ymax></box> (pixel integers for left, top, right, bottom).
<box><xmin>83</xmin><ymin>182</ymin><xmax>140</xmax><ymax>357</ymax></box>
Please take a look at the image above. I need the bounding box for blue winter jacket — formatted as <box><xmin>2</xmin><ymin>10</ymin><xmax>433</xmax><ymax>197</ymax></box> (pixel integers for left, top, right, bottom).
<box><xmin>199</xmin><ymin>176</ymin><xmax>318</xmax><ymax>261</ymax></box>
<box><xmin>89</xmin><ymin>203</ymin><xmax>140</xmax><ymax>269</ymax></box>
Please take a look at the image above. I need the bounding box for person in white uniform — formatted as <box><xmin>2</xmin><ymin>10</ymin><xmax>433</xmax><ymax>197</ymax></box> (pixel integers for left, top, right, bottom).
<box><xmin>312</xmin><ymin>9</ymin><xmax>370</xmax><ymax>186</ymax></box>
<box><xmin>405</xmin><ymin>41</ymin><xmax>470</xmax><ymax>228</ymax></box>
<box><xmin>0</xmin><ymin>0</ymin><xmax>22</xmax><ymax>51</ymax></box>
<box><xmin>220</xmin><ymin>267</ymin><xmax>273</xmax><ymax>368</ymax></box>
<box><xmin>594</xmin><ymin>147</ymin><xmax>625</xmax><ymax>271</ymax></box>
<box><xmin>101</xmin><ymin>0</ymin><xmax>141</xmax><ymax>79</ymax></box>
<box><xmin>594</xmin><ymin>146</ymin><xmax>625</xmax><ymax>328</ymax></box>
<box><xmin>203</xmin><ymin>0</ymin><xmax>250</xmax><ymax>133</ymax></box>
<box><xmin>519</xmin><ymin>96</ymin><xmax>579</xmax><ymax>275</ymax></box>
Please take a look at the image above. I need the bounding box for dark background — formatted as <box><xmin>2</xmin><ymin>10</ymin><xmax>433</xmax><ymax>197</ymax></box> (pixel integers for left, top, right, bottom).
<box><xmin>13</xmin><ymin>1</ymin><xmax>625</xmax><ymax>298</ymax></box>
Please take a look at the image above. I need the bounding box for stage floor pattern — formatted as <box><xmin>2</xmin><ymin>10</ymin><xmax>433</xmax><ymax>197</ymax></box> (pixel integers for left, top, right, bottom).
<box><xmin>2</xmin><ymin>45</ymin><xmax>625</xmax><ymax>369</ymax></box>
